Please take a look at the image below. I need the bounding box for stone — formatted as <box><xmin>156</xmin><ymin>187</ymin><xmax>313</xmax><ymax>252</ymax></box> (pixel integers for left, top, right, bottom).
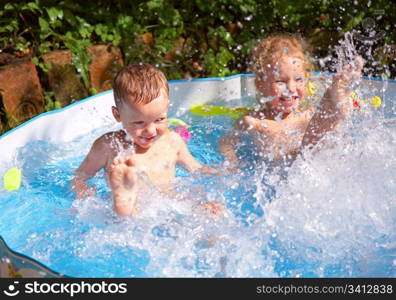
<box><xmin>0</xmin><ymin>60</ymin><xmax>44</xmax><ymax>129</ymax></box>
<box><xmin>87</xmin><ymin>45</ymin><xmax>123</xmax><ymax>93</ymax></box>
<box><xmin>41</xmin><ymin>50</ymin><xmax>88</xmax><ymax>106</ymax></box>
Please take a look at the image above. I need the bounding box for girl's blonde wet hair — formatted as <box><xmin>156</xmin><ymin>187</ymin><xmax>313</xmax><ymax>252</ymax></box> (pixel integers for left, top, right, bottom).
<box><xmin>249</xmin><ymin>33</ymin><xmax>313</xmax><ymax>82</ymax></box>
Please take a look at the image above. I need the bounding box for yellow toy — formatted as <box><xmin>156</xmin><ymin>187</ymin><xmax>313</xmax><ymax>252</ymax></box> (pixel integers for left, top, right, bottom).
<box><xmin>3</xmin><ymin>168</ymin><xmax>22</xmax><ymax>191</ymax></box>
<box><xmin>351</xmin><ymin>92</ymin><xmax>382</xmax><ymax>111</ymax></box>
<box><xmin>306</xmin><ymin>81</ymin><xmax>318</xmax><ymax>96</ymax></box>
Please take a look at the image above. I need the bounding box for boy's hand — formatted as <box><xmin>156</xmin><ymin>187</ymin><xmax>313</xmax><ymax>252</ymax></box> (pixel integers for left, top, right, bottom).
<box><xmin>71</xmin><ymin>176</ymin><xmax>95</xmax><ymax>198</ymax></box>
<box><xmin>302</xmin><ymin>57</ymin><xmax>364</xmax><ymax>149</ymax></box>
<box><xmin>72</xmin><ymin>184</ymin><xmax>95</xmax><ymax>199</ymax></box>
<box><xmin>78</xmin><ymin>187</ymin><xmax>95</xmax><ymax>198</ymax></box>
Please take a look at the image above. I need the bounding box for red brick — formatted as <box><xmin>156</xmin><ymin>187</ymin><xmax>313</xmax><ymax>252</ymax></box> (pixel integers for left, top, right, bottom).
<box><xmin>87</xmin><ymin>45</ymin><xmax>123</xmax><ymax>92</ymax></box>
<box><xmin>41</xmin><ymin>50</ymin><xmax>88</xmax><ymax>106</ymax></box>
<box><xmin>0</xmin><ymin>61</ymin><xmax>44</xmax><ymax>128</ymax></box>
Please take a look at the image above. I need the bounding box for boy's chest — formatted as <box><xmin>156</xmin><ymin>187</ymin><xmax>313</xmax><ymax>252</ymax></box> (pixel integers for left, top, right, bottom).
<box><xmin>133</xmin><ymin>143</ymin><xmax>178</xmax><ymax>183</ymax></box>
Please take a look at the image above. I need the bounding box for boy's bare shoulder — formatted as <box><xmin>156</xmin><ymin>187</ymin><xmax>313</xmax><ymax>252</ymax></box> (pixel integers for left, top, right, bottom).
<box><xmin>167</xmin><ymin>130</ymin><xmax>197</xmax><ymax>155</ymax></box>
<box><xmin>101</xmin><ymin>130</ymin><xmax>126</xmax><ymax>141</ymax></box>
<box><xmin>92</xmin><ymin>130</ymin><xmax>127</xmax><ymax>153</ymax></box>
<box><xmin>167</xmin><ymin>130</ymin><xmax>185</xmax><ymax>147</ymax></box>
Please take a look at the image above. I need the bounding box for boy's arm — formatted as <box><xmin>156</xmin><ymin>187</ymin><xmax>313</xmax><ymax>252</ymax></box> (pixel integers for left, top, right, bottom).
<box><xmin>71</xmin><ymin>136</ymin><xmax>109</xmax><ymax>198</ymax></box>
<box><xmin>175</xmin><ymin>134</ymin><xmax>206</xmax><ymax>173</ymax></box>
<box><xmin>173</xmin><ymin>132</ymin><xmax>220</xmax><ymax>174</ymax></box>
<box><xmin>302</xmin><ymin>56</ymin><xmax>364</xmax><ymax>148</ymax></box>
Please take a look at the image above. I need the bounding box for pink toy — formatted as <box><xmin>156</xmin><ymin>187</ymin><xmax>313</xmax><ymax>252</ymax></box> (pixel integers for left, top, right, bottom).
<box><xmin>174</xmin><ymin>125</ymin><xmax>191</xmax><ymax>142</ymax></box>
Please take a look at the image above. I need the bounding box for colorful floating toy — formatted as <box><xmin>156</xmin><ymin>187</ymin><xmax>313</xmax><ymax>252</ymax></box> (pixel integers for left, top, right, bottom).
<box><xmin>168</xmin><ymin>118</ymin><xmax>191</xmax><ymax>141</ymax></box>
<box><xmin>306</xmin><ymin>81</ymin><xmax>318</xmax><ymax>96</ymax></box>
<box><xmin>351</xmin><ymin>92</ymin><xmax>382</xmax><ymax>111</ymax></box>
<box><xmin>190</xmin><ymin>81</ymin><xmax>319</xmax><ymax>119</ymax></box>
<box><xmin>3</xmin><ymin>168</ymin><xmax>22</xmax><ymax>191</ymax></box>
<box><xmin>307</xmin><ymin>81</ymin><xmax>382</xmax><ymax>111</ymax></box>
<box><xmin>189</xmin><ymin>81</ymin><xmax>381</xmax><ymax>119</ymax></box>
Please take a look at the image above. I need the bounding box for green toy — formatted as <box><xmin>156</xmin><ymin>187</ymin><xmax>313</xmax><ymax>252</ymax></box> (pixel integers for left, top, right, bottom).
<box><xmin>189</xmin><ymin>105</ymin><xmax>252</xmax><ymax>120</ymax></box>
<box><xmin>168</xmin><ymin>118</ymin><xmax>188</xmax><ymax>127</ymax></box>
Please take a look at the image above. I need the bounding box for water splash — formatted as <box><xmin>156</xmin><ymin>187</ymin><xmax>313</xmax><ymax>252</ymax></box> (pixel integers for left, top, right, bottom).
<box><xmin>260</xmin><ymin>119</ymin><xmax>396</xmax><ymax>277</ymax></box>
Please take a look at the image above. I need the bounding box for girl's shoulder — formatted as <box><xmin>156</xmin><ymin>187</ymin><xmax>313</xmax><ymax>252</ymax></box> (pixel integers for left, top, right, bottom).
<box><xmin>235</xmin><ymin>113</ymin><xmax>258</xmax><ymax>130</ymax></box>
<box><xmin>235</xmin><ymin>110</ymin><xmax>279</xmax><ymax>132</ymax></box>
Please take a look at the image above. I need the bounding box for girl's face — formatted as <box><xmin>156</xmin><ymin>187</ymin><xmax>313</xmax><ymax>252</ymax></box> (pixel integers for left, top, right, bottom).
<box><xmin>256</xmin><ymin>56</ymin><xmax>306</xmax><ymax>118</ymax></box>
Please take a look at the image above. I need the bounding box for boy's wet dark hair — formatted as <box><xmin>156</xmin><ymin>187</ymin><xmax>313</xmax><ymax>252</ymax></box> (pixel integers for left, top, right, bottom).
<box><xmin>113</xmin><ymin>63</ymin><xmax>169</xmax><ymax>108</ymax></box>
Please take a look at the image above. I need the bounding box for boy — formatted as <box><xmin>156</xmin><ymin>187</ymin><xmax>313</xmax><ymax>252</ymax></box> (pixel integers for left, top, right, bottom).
<box><xmin>72</xmin><ymin>63</ymin><xmax>215</xmax><ymax>216</ymax></box>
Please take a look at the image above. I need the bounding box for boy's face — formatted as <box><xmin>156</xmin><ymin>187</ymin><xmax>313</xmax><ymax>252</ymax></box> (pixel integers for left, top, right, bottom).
<box><xmin>257</xmin><ymin>56</ymin><xmax>306</xmax><ymax>116</ymax></box>
<box><xmin>112</xmin><ymin>88</ymin><xmax>169</xmax><ymax>151</ymax></box>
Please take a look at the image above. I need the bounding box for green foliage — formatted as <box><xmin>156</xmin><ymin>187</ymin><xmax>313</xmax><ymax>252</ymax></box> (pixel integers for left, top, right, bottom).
<box><xmin>43</xmin><ymin>91</ymin><xmax>61</xmax><ymax>112</ymax></box>
<box><xmin>1</xmin><ymin>0</ymin><xmax>395</xmax><ymax>81</ymax></box>
<box><xmin>1</xmin><ymin>0</ymin><xmax>395</xmax><ymax>134</ymax></box>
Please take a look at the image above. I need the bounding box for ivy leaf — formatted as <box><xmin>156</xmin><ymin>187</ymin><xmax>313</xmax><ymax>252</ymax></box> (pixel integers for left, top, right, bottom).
<box><xmin>217</xmin><ymin>46</ymin><xmax>234</xmax><ymax>66</ymax></box>
<box><xmin>146</xmin><ymin>0</ymin><xmax>164</xmax><ymax>10</ymax></box>
<box><xmin>4</xmin><ymin>3</ymin><xmax>14</xmax><ymax>10</ymax></box>
<box><xmin>31</xmin><ymin>56</ymin><xmax>39</xmax><ymax>65</ymax></box>
<box><xmin>38</xmin><ymin>17</ymin><xmax>49</xmax><ymax>32</ymax></box>
<box><xmin>46</xmin><ymin>7</ymin><xmax>63</xmax><ymax>23</ymax></box>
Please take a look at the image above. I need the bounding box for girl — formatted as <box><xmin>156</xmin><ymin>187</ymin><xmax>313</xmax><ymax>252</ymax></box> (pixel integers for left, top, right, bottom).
<box><xmin>219</xmin><ymin>34</ymin><xmax>363</xmax><ymax>166</ymax></box>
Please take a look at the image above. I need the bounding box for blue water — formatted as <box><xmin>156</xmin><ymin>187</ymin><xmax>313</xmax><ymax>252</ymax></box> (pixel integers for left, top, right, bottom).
<box><xmin>0</xmin><ymin>111</ymin><xmax>395</xmax><ymax>277</ymax></box>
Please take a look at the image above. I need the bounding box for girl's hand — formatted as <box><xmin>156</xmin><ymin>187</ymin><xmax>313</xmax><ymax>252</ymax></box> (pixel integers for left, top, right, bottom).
<box><xmin>325</xmin><ymin>56</ymin><xmax>364</xmax><ymax>108</ymax></box>
<box><xmin>333</xmin><ymin>56</ymin><xmax>364</xmax><ymax>93</ymax></box>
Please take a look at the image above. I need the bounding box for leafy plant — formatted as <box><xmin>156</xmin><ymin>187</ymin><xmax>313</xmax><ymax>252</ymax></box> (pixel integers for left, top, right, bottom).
<box><xmin>1</xmin><ymin>0</ymin><xmax>395</xmax><ymax>134</ymax></box>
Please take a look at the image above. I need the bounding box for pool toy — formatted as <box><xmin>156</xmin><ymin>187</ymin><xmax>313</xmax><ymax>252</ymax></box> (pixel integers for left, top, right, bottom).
<box><xmin>369</xmin><ymin>95</ymin><xmax>382</xmax><ymax>108</ymax></box>
<box><xmin>306</xmin><ymin>81</ymin><xmax>318</xmax><ymax>96</ymax></box>
<box><xmin>190</xmin><ymin>81</ymin><xmax>381</xmax><ymax>119</ymax></box>
<box><xmin>3</xmin><ymin>168</ymin><xmax>21</xmax><ymax>191</ymax></box>
<box><xmin>168</xmin><ymin>118</ymin><xmax>188</xmax><ymax>127</ymax></box>
<box><xmin>307</xmin><ymin>81</ymin><xmax>382</xmax><ymax>111</ymax></box>
<box><xmin>168</xmin><ymin>118</ymin><xmax>191</xmax><ymax>141</ymax></box>
<box><xmin>189</xmin><ymin>81</ymin><xmax>321</xmax><ymax>119</ymax></box>
<box><xmin>189</xmin><ymin>105</ymin><xmax>252</xmax><ymax>120</ymax></box>
<box><xmin>351</xmin><ymin>92</ymin><xmax>382</xmax><ymax>111</ymax></box>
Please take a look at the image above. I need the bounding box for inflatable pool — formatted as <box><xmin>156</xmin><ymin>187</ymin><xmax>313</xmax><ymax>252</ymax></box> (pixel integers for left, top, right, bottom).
<box><xmin>0</xmin><ymin>74</ymin><xmax>395</xmax><ymax>278</ymax></box>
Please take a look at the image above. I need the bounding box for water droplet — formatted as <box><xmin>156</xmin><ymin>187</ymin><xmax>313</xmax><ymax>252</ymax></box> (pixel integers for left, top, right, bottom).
<box><xmin>245</xmin><ymin>15</ymin><xmax>253</xmax><ymax>21</ymax></box>
<box><xmin>230</xmin><ymin>182</ymin><xmax>239</xmax><ymax>189</ymax></box>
